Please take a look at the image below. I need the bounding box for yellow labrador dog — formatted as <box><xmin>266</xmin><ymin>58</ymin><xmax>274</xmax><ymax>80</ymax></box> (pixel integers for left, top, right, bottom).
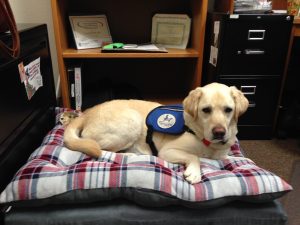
<box><xmin>64</xmin><ymin>82</ymin><xmax>249</xmax><ymax>184</ymax></box>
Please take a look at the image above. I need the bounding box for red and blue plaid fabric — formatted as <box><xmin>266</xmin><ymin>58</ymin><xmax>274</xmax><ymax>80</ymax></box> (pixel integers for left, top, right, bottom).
<box><xmin>0</xmin><ymin>108</ymin><xmax>292</xmax><ymax>204</ymax></box>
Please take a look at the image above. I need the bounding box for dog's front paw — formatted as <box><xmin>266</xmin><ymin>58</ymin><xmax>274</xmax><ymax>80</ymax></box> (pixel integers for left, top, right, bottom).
<box><xmin>184</xmin><ymin>163</ymin><xmax>201</xmax><ymax>184</ymax></box>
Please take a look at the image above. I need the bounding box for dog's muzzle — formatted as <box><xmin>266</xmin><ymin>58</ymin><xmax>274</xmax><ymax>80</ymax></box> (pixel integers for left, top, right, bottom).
<box><xmin>211</xmin><ymin>126</ymin><xmax>228</xmax><ymax>145</ymax></box>
<box><xmin>212</xmin><ymin>126</ymin><xmax>226</xmax><ymax>139</ymax></box>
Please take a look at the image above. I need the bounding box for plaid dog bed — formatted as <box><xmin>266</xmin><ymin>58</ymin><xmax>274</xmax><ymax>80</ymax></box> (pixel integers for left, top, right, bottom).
<box><xmin>0</xmin><ymin>108</ymin><xmax>292</xmax><ymax>207</ymax></box>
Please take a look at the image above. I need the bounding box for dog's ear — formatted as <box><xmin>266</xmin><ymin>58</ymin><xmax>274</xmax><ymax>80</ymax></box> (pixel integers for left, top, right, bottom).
<box><xmin>230</xmin><ymin>86</ymin><xmax>249</xmax><ymax>120</ymax></box>
<box><xmin>183</xmin><ymin>87</ymin><xmax>202</xmax><ymax>119</ymax></box>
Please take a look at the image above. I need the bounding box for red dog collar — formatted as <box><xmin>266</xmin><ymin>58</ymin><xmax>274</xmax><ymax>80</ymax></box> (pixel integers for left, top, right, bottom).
<box><xmin>202</xmin><ymin>138</ymin><xmax>211</xmax><ymax>146</ymax></box>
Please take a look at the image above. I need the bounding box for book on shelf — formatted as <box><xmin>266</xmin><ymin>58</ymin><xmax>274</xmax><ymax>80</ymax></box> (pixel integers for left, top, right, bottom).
<box><xmin>67</xmin><ymin>65</ymin><xmax>82</xmax><ymax>110</ymax></box>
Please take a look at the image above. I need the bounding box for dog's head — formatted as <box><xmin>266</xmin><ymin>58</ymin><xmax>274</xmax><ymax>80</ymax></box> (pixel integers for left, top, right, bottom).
<box><xmin>183</xmin><ymin>82</ymin><xmax>249</xmax><ymax>147</ymax></box>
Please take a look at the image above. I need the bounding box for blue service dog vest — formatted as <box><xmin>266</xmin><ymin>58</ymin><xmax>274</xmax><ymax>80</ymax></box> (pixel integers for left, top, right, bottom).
<box><xmin>146</xmin><ymin>105</ymin><xmax>186</xmax><ymax>155</ymax></box>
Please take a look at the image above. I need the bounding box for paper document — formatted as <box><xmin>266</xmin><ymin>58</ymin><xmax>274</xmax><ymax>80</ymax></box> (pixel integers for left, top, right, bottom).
<box><xmin>123</xmin><ymin>44</ymin><xmax>159</xmax><ymax>50</ymax></box>
<box><xmin>151</xmin><ymin>14</ymin><xmax>191</xmax><ymax>49</ymax></box>
<box><xmin>101</xmin><ymin>44</ymin><xmax>167</xmax><ymax>53</ymax></box>
<box><xmin>19</xmin><ymin>58</ymin><xmax>43</xmax><ymax>100</ymax></box>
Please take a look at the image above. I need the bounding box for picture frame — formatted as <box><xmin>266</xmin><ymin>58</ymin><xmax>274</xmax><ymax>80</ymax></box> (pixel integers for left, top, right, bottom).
<box><xmin>151</xmin><ymin>14</ymin><xmax>191</xmax><ymax>49</ymax></box>
<box><xmin>69</xmin><ymin>15</ymin><xmax>113</xmax><ymax>50</ymax></box>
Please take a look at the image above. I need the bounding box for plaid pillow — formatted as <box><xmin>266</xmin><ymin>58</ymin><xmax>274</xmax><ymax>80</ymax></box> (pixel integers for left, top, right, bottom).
<box><xmin>0</xmin><ymin>108</ymin><xmax>292</xmax><ymax>207</ymax></box>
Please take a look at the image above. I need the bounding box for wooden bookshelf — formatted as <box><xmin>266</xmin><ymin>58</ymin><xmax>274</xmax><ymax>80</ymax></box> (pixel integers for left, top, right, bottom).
<box><xmin>51</xmin><ymin>0</ymin><xmax>208</xmax><ymax>108</ymax></box>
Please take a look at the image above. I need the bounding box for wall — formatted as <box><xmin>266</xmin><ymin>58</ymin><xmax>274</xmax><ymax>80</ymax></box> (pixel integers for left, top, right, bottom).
<box><xmin>9</xmin><ymin>0</ymin><xmax>60</xmax><ymax>97</ymax></box>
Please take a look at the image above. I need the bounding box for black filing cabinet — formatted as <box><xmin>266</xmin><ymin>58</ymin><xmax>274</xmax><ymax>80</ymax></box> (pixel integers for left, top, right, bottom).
<box><xmin>203</xmin><ymin>13</ymin><xmax>293</xmax><ymax>139</ymax></box>
<box><xmin>0</xmin><ymin>24</ymin><xmax>56</xmax><ymax>146</ymax></box>
<box><xmin>0</xmin><ymin>24</ymin><xmax>57</xmax><ymax>192</ymax></box>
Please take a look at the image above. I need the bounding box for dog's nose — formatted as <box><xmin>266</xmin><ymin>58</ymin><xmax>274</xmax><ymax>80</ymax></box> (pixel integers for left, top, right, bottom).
<box><xmin>212</xmin><ymin>126</ymin><xmax>226</xmax><ymax>139</ymax></box>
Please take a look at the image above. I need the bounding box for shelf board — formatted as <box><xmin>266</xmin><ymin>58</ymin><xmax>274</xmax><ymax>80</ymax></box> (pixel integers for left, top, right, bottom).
<box><xmin>62</xmin><ymin>48</ymin><xmax>199</xmax><ymax>58</ymax></box>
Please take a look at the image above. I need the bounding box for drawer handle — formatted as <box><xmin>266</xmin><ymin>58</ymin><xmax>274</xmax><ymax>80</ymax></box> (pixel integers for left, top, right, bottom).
<box><xmin>248</xmin><ymin>102</ymin><xmax>256</xmax><ymax>108</ymax></box>
<box><xmin>244</xmin><ymin>49</ymin><xmax>265</xmax><ymax>55</ymax></box>
<box><xmin>248</xmin><ymin>29</ymin><xmax>265</xmax><ymax>40</ymax></box>
<box><xmin>240</xmin><ymin>86</ymin><xmax>256</xmax><ymax>95</ymax></box>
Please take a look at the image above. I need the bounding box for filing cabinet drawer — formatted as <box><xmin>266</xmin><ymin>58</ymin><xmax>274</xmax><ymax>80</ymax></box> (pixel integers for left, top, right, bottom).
<box><xmin>218</xmin><ymin>76</ymin><xmax>281</xmax><ymax>125</ymax></box>
<box><xmin>219</xmin><ymin>15</ymin><xmax>293</xmax><ymax>75</ymax></box>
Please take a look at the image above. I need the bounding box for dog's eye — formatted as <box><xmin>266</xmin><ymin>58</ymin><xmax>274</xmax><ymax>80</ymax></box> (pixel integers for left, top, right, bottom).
<box><xmin>202</xmin><ymin>107</ymin><xmax>211</xmax><ymax>114</ymax></box>
<box><xmin>225</xmin><ymin>107</ymin><xmax>233</xmax><ymax>113</ymax></box>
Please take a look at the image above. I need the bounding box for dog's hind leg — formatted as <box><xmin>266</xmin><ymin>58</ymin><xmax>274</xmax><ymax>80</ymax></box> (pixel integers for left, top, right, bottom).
<box><xmin>83</xmin><ymin>108</ymin><xmax>145</xmax><ymax>155</ymax></box>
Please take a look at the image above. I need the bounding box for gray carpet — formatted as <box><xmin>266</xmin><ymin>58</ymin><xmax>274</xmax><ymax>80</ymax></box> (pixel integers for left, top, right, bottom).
<box><xmin>282</xmin><ymin>160</ymin><xmax>300</xmax><ymax>225</ymax></box>
<box><xmin>240</xmin><ymin>139</ymin><xmax>300</xmax><ymax>225</ymax></box>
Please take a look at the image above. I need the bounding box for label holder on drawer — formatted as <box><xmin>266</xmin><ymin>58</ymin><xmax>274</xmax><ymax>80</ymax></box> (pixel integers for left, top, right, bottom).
<box><xmin>240</xmin><ymin>86</ymin><xmax>256</xmax><ymax>95</ymax></box>
<box><xmin>248</xmin><ymin>30</ymin><xmax>265</xmax><ymax>40</ymax></box>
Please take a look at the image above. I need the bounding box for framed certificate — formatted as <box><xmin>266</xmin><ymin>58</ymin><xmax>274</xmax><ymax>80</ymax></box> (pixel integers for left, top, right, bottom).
<box><xmin>151</xmin><ymin>14</ymin><xmax>191</xmax><ymax>49</ymax></box>
<box><xmin>69</xmin><ymin>15</ymin><xmax>113</xmax><ymax>50</ymax></box>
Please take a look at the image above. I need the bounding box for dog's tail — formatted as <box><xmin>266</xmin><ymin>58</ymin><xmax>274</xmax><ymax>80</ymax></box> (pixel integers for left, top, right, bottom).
<box><xmin>63</xmin><ymin>116</ymin><xmax>102</xmax><ymax>158</ymax></box>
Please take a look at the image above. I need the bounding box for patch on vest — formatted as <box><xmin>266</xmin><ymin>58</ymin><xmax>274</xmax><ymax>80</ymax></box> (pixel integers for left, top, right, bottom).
<box><xmin>157</xmin><ymin>114</ymin><xmax>176</xmax><ymax>129</ymax></box>
<box><xmin>146</xmin><ymin>105</ymin><xmax>185</xmax><ymax>135</ymax></box>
